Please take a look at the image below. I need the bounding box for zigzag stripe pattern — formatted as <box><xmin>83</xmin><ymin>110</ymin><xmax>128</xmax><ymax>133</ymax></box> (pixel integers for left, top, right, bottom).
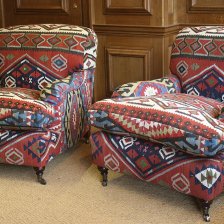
<box><xmin>112</xmin><ymin>76</ymin><xmax>181</xmax><ymax>98</ymax></box>
<box><xmin>89</xmin><ymin>93</ymin><xmax>224</xmax><ymax>157</ymax></box>
<box><xmin>0</xmin><ymin>24</ymin><xmax>97</xmax><ymax>93</ymax></box>
<box><xmin>170</xmin><ymin>26</ymin><xmax>224</xmax><ymax>102</ymax></box>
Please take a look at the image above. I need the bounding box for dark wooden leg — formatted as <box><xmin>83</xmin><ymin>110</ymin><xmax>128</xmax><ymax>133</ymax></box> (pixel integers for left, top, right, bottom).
<box><xmin>201</xmin><ymin>200</ymin><xmax>212</xmax><ymax>222</ymax></box>
<box><xmin>83</xmin><ymin>130</ymin><xmax>90</xmax><ymax>144</ymax></box>
<box><xmin>98</xmin><ymin>166</ymin><xmax>108</xmax><ymax>187</ymax></box>
<box><xmin>33</xmin><ymin>167</ymin><xmax>47</xmax><ymax>185</ymax></box>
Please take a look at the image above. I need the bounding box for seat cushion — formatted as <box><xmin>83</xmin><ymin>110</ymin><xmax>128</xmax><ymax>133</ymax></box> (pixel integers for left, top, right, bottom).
<box><xmin>0</xmin><ymin>88</ymin><xmax>56</xmax><ymax>130</ymax></box>
<box><xmin>89</xmin><ymin>93</ymin><xmax>224</xmax><ymax>157</ymax></box>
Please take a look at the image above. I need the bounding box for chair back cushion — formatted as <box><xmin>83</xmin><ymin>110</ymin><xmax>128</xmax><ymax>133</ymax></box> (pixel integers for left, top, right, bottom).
<box><xmin>0</xmin><ymin>24</ymin><xmax>97</xmax><ymax>90</ymax></box>
<box><xmin>170</xmin><ymin>26</ymin><xmax>224</xmax><ymax>102</ymax></box>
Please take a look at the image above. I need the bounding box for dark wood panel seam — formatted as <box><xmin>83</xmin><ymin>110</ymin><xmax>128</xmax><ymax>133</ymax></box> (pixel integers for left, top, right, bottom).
<box><xmin>15</xmin><ymin>9</ymin><xmax>69</xmax><ymax>15</ymax></box>
<box><xmin>103</xmin><ymin>0</ymin><xmax>151</xmax><ymax>15</ymax></box>
<box><xmin>93</xmin><ymin>24</ymin><xmax>181</xmax><ymax>37</ymax></box>
<box><xmin>187</xmin><ymin>0</ymin><xmax>224</xmax><ymax>13</ymax></box>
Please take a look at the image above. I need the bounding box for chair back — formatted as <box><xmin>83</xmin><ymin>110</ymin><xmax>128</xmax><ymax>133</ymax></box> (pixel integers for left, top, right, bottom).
<box><xmin>0</xmin><ymin>24</ymin><xmax>97</xmax><ymax>90</ymax></box>
<box><xmin>170</xmin><ymin>26</ymin><xmax>224</xmax><ymax>102</ymax></box>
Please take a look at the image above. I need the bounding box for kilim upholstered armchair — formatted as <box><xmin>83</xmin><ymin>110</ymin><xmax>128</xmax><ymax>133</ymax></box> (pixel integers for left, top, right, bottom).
<box><xmin>89</xmin><ymin>26</ymin><xmax>224</xmax><ymax>222</ymax></box>
<box><xmin>0</xmin><ymin>24</ymin><xmax>97</xmax><ymax>184</ymax></box>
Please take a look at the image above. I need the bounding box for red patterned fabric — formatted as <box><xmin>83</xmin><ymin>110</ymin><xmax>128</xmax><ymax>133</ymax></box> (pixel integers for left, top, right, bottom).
<box><xmin>218</xmin><ymin>112</ymin><xmax>224</xmax><ymax>123</ymax></box>
<box><xmin>170</xmin><ymin>26</ymin><xmax>224</xmax><ymax>102</ymax></box>
<box><xmin>89</xmin><ymin>93</ymin><xmax>224</xmax><ymax>157</ymax></box>
<box><xmin>91</xmin><ymin>131</ymin><xmax>224</xmax><ymax>201</ymax></box>
<box><xmin>0</xmin><ymin>24</ymin><xmax>97</xmax><ymax>90</ymax></box>
<box><xmin>0</xmin><ymin>24</ymin><xmax>97</xmax><ymax>169</ymax></box>
<box><xmin>0</xmin><ymin>129</ymin><xmax>62</xmax><ymax>167</ymax></box>
<box><xmin>89</xmin><ymin>26</ymin><xmax>224</xmax><ymax>211</ymax></box>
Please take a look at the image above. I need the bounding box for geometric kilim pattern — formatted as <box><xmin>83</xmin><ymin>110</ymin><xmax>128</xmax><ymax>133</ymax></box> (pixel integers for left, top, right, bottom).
<box><xmin>90</xmin><ymin>131</ymin><xmax>224</xmax><ymax>201</ymax></box>
<box><xmin>89</xmin><ymin>93</ymin><xmax>224</xmax><ymax>157</ymax></box>
<box><xmin>0</xmin><ymin>24</ymin><xmax>97</xmax><ymax>169</ymax></box>
<box><xmin>0</xmin><ymin>54</ymin><xmax>56</xmax><ymax>90</ymax></box>
<box><xmin>192</xmin><ymin>165</ymin><xmax>222</xmax><ymax>194</ymax></box>
<box><xmin>40</xmin><ymin>68</ymin><xmax>95</xmax><ymax>152</ymax></box>
<box><xmin>0</xmin><ymin>87</ymin><xmax>56</xmax><ymax>129</ymax></box>
<box><xmin>88</xmin><ymin>26</ymin><xmax>224</xmax><ymax>210</ymax></box>
<box><xmin>185</xmin><ymin>65</ymin><xmax>224</xmax><ymax>100</ymax></box>
<box><xmin>0</xmin><ymin>24</ymin><xmax>97</xmax><ymax>90</ymax></box>
<box><xmin>89</xmin><ymin>26</ymin><xmax>224</xmax><ymax>211</ymax></box>
<box><xmin>170</xmin><ymin>26</ymin><xmax>224</xmax><ymax>102</ymax></box>
<box><xmin>111</xmin><ymin>76</ymin><xmax>181</xmax><ymax>98</ymax></box>
<box><xmin>0</xmin><ymin>129</ymin><xmax>62</xmax><ymax>167</ymax></box>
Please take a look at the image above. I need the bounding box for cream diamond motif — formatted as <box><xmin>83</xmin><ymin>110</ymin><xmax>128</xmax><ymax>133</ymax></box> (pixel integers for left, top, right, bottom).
<box><xmin>5</xmin><ymin>148</ymin><xmax>24</xmax><ymax>165</ymax></box>
<box><xmin>51</xmin><ymin>54</ymin><xmax>67</xmax><ymax>71</ymax></box>
<box><xmin>195</xmin><ymin>168</ymin><xmax>221</xmax><ymax>189</ymax></box>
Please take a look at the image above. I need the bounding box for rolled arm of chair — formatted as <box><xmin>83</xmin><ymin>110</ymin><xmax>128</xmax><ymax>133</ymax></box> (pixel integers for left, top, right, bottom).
<box><xmin>40</xmin><ymin>69</ymin><xmax>94</xmax><ymax>149</ymax></box>
<box><xmin>112</xmin><ymin>76</ymin><xmax>181</xmax><ymax>98</ymax></box>
<box><xmin>39</xmin><ymin>70</ymin><xmax>93</xmax><ymax>106</ymax></box>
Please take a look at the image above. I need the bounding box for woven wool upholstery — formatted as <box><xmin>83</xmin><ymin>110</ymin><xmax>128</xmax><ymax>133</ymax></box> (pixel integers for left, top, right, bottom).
<box><xmin>0</xmin><ymin>24</ymin><xmax>97</xmax><ymax>167</ymax></box>
<box><xmin>89</xmin><ymin>93</ymin><xmax>224</xmax><ymax>157</ymax></box>
<box><xmin>0</xmin><ymin>88</ymin><xmax>55</xmax><ymax>129</ymax></box>
<box><xmin>0</xmin><ymin>24</ymin><xmax>97</xmax><ymax>90</ymax></box>
<box><xmin>91</xmin><ymin>131</ymin><xmax>224</xmax><ymax>201</ymax></box>
<box><xmin>170</xmin><ymin>26</ymin><xmax>224</xmax><ymax>102</ymax></box>
<box><xmin>111</xmin><ymin>76</ymin><xmax>181</xmax><ymax>98</ymax></box>
<box><xmin>89</xmin><ymin>26</ymin><xmax>224</xmax><ymax>207</ymax></box>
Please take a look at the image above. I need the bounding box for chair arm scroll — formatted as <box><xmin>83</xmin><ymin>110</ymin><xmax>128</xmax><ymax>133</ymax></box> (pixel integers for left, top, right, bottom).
<box><xmin>112</xmin><ymin>76</ymin><xmax>181</xmax><ymax>98</ymax></box>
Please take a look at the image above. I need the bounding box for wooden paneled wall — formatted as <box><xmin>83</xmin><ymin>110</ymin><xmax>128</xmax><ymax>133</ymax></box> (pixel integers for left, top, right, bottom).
<box><xmin>91</xmin><ymin>0</ymin><xmax>178</xmax><ymax>100</ymax></box>
<box><xmin>90</xmin><ymin>0</ymin><xmax>224</xmax><ymax>100</ymax></box>
<box><xmin>180</xmin><ymin>0</ymin><xmax>224</xmax><ymax>24</ymax></box>
<box><xmin>0</xmin><ymin>0</ymin><xmax>90</xmax><ymax>27</ymax></box>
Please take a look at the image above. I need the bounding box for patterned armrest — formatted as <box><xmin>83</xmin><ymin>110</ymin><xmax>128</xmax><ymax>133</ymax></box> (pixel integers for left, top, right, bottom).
<box><xmin>40</xmin><ymin>71</ymin><xmax>87</xmax><ymax>105</ymax></box>
<box><xmin>112</xmin><ymin>76</ymin><xmax>181</xmax><ymax>98</ymax></box>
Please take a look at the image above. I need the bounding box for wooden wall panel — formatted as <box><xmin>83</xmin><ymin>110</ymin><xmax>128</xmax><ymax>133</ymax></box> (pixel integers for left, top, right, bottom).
<box><xmin>17</xmin><ymin>0</ymin><xmax>65</xmax><ymax>9</ymax></box>
<box><xmin>91</xmin><ymin>0</ymin><xmax>181</xmax><ymax>100</ymax></box>
<box><xmin>103</xmin><ymin>0</ymin><xmax>151</xmax><ymax>15</ymax></box>
<box><xmin>93</xmin><ymin>34</ymin><xmax>168</xmax><ymax>100</ymax></box>
<box><xmin>178</xmin><ymin>0</ymin><xmax>224</xmax><ymax>24</ymax></box>
<box><xmin>164</xmin><ymin>0</ymin><xmax>177</xmax><ymax>26</ymax></box>
<box><xmin>105</xmin><ymin>47</ymin><xmax>152</xmax><ymax>96</ymax></box>
<box><xmin>16</xmin><ymin>0</ymin><xmax>69</xmax><ymax>14</ymax></box>
<box><xmin>93</xmin><ymin>0</ymin><xmax>224</xmax><ymax>99</ymax></box>
<box><xmin>187</xmin><ymin>0</ymin><xmax>224</xmax><ymax>13</ymax></box>
<box><xmin>1</xmin><ymin>0</ymin><xmax>84</xmax><ymax>27</ymax></box>
<box><xmin>92</xmin><ymin>0</ymin><xmax>163</xmax><ymax>26</ymax></box>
